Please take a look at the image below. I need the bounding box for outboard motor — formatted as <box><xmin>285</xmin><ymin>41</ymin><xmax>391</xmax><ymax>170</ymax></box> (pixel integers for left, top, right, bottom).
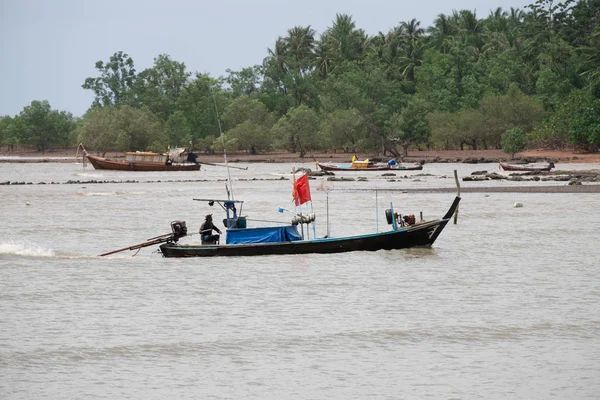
<box><xmin>170</xmin><ymin>220</ymin><xmax>188</xmax><ymax>241</ymax></box>
<box><xmin>186</xmin><ymin>152</ymin><xmax>199</xmax><ymax>163</ymax></box>
<box><xmin>385</xmin><ymin>209</ymin><xmax>416</xmax><ymax>227</ymax></box>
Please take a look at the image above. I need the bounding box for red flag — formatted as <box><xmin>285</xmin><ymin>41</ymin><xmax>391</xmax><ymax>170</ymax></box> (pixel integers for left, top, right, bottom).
<box><xmin>294</xmin><ymin>174</ymin><xmax>311</xmax><ymax>206</ymax></box>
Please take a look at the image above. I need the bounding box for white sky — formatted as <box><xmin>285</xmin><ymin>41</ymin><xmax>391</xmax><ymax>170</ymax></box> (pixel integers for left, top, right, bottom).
<box><xmin>1</xmin><ymin>0</ymin><xmax>533</xmax><ymax>117</ymax></box>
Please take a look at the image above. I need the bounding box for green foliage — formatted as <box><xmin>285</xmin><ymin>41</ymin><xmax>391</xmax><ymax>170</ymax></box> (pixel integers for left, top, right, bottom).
<box><xmin>9</xmin><ymin>101</ymin><xmax>76</xmax><ymax>152</ymax></box>
<box><xmin>535</xmin><ymin>88</ymin><xmax>600</xmax><ymax>151</ymax></box>
<box><xmin>12</xmin><ymin>4</ymin><xmax>600</xmax><ymax>156</ymax></box>
<box><xmin>323</xmin><ymin>63</ymin><xmax>407</xmax><ymax>157</ymax></box>
<box><xmin>175</xmin><ymin>73</ymin><xmax>230</xmax><ymax>143</ymax></box>
<box><xmin>136</xmin><ymin>54</ymin><xmax>191</xmax><ymax>121</ymax></box>
<box><xmin>221</xmin><ymin>97</ymin><xmax>276</xmax><ymax>153</ymax></box>
<box><xmin>319</xmin><ymin>109</ymin><xmax>362</xmax><ymax>152</ymax></box>
<box><xmin>165</xmin><ymin>111</ymin><xmax>193</xmax><ymax>149</ymax></box>
<box><xmin>0</xmin><ymin>116</ymin><xmax>17</xmax><ymax>149</ymax></box>
<box><xmin>389</xmin><ymin>97</ymin><xmax>432</xmax><ymax>156</ymax></box>
<box><xmin>196</xmin><ymin>135</ymin><xmax>219</xmax><ymax>154</ymax></box>
<box><xmin>82</xmin><ymin>51</ymin><xmax>138</xmax><ymax>108</ymax></box>
<box><xmin>428</xmin><ymin>85</ymin><xmax>545</xmax><ymax>150</ymax></box>
<box><xmin>416</xmin><ymin>48</ymin><xmax>482</xmax><ymax>112</ymax></box>
<box><xmin>501</xmin><ymin>126</ymin><xmax>526</xmax><ymax>158</ymax></box>
<box><xmin>427</xmin><ymin>110</ymin><xmax>481</xmax><ymax>150</ymax></box>
<box><xmin>226</xmin><ymin>66</ymin><xmax>262</xmax><ymax>97</ymax></box>
<box><xmin>535</xmin><ymin>67</ymin><xmax>574</xmax><ymax>110</ymax></box>
<box><xmin>271</xmin><ymin>105</ymin><xmax>322</xmax><ymax>157</ymax></box>
<box><xmin>476</xmin><ymin>84</ymin><xmax>545</xmax><ymax>148</ymax></box>
<box><xmin>427</xmin><ymin>111</ymin><xmax>459</xmax><ymax>150</ymax></box>
<box><xmin>319</xmin><ymin>14</ymin><xmax>368</xmax><ymax>72</ymax></box>
<box><xmin>76</xmin><ymin>106</ymin><xmax>164</xmax><ymax>154</ymax></box>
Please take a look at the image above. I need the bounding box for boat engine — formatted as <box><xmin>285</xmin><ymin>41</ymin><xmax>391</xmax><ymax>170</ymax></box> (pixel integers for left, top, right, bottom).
<box><xmin>186</xmin><ymin>152</ymin><xmax>199</xmax><ymax>163</ymax></box>
<box><xmin>385</xmin><ymin>210</ymin><xmax>416</xmax><ymax>226</ymax></box>
<box><xmin>170</xmin><ymin>220</ymin><xmax>188</xmax><ymax>241</ymax></box>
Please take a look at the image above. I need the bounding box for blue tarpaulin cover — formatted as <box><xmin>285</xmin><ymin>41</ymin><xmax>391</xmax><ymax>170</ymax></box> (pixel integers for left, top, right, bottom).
<box><xmin>226</xmin><ymin>226</ymin><xmax>302</xmax><ymax>244</ymax></box>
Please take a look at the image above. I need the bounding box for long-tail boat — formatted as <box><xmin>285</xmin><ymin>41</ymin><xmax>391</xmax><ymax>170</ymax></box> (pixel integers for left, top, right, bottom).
<box><xmin>99</xmin><ymin>173</ymin><xmax>460</xmax><ymax>258</ymax></box>
<box><xmin>156</xmin><ymin>196</ymin><xmax>460</xmax><ymax>257</ymax></box>
<box><xmin>316</xmin><ymin>159</ymin><xmax>423</xmax><ymax>172</ymax></box>
<box><xmin>85</xmin><ymin>148</ymin><xmax>201</xmax><ymax>171</ymax></box>
<box><xmin>499</xmin><ymin>160</ymin><xmax>555</xmax><ymax>172</ymax></box>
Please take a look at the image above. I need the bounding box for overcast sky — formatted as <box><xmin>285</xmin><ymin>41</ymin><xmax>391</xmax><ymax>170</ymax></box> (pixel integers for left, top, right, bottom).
<box><xmin>1</xmin><ymin>0</ymin><xmax>533</xmax><ymax>117</ymax></box>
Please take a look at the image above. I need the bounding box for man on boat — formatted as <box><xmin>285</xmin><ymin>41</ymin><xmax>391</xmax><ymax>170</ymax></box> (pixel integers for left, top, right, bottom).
<box><xmin>200</xmin><ymin>214</ymin><xmax>221</xmax><ymax>244</ymax></box>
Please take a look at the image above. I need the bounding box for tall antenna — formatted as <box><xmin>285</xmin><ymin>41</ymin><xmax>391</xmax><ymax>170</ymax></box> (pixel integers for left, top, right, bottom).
<box><xmin>211</xmin><ymin>87</ymin><xmax>234</xmax><ymax>200</ymax></box>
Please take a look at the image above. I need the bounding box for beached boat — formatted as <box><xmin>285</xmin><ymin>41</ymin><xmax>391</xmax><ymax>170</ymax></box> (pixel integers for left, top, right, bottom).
<box><xmin>499</xmin><ymin>160</ymin><xmax>555</xmax><ymax>172</ymax></box>
<box><xmin>85</xmin><ymin>148</ymin><xmax>201</xmax><ymax>171</ymax></box>
<box><xmin>317</xmin><ymin>160</ymin><xmax>423</xmax><ymax>172</ymax></box>
<box><xmin>99</xmin><ymin>173</ymin><xmax>460</xmax><ymax>258</ymax></box>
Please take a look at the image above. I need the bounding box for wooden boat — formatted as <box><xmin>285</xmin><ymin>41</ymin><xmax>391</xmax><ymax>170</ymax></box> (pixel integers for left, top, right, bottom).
<box><xmin>499</xmin><ymin>161</ymin><xmax>555</xmax><ymax>172</ymax></box>
<box><xmin>99</xmin><ymin>188</ymin><xmax>460</xmax><ymax>258</ymax></box>
<box><xmin>157</xmin><ymin>195</ymin><xmax>460</xmax><ymax>257</ymax></box>
<box><xmin>317</xmin><ymin>161</ymin><xmax>423</xmax><ymax>172</ymax></box>
<box><xmin>98</xmin><ymin>151</ymin><xmax>456</xmax><ymax>258</ymax></box>
<box><xmin>86</xmin><ymin>148</ymin><xmax>201</xmax><ymax>171</ymax></box>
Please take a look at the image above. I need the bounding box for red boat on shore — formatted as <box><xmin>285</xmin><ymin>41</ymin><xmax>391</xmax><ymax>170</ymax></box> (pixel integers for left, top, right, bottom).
<box><xmin>499</xmin><ymin>160</ymin><xmax>555</xmax><ymax>172</ymax></box>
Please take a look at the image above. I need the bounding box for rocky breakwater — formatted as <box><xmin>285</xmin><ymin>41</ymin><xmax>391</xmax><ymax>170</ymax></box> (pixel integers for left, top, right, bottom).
<box><xmin>463</xmin><ymin>169</ymin><xmax>600</xmax><ymax>185</ymax></box>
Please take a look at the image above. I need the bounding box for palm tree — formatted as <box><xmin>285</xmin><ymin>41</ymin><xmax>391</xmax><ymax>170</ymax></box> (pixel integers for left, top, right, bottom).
<box><xmin>382</xmin><ymin>19</ymin><xmax>425</xmax><ymax>82</ymax></box>
<box><xmin>313</xmin><ymin>41</ymin><xmax>331</xmax><ymax>79</ymax></box>
<box><xmin>264</xmin><ymin>38</ymin><xmax>289</xmax><ymax>73</ymax></box>
<box><xmin>398</xmin><ymin>41</ymin><xmax>425</xmax><ymax>82</ymax></box>
<box><xmin>458</xmin><ymin>10</ymin><xmax>485</xmax><ymax>59</ymax></box>
<box><xmin>284</xmin><ymin>26</ymin><xmax>316</xmax><ymax>76</ymax></box>
<box><xmin>320</xmin><ymin>14</ymin><xmax>368</xmax><ymax>70</ymax></box>
<box><xmin>401</xmin><ymin>18</ymin><xmax>425</xmax><ymax>45</ymax></box>
<box><xmin>384</xmin><ymin>24</ymin><xmax>406</xmax><ymax>63</ymax></box>
<box><xmin>427</xmin><ymin>14</ymin><xmax>457</xmax><ymax>54</ymax></box>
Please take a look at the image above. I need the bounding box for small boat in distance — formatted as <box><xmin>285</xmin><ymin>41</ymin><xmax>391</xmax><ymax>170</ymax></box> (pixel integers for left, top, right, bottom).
<box><xmin>316</xmin><ymin>157</ymin><xmax>423</xmax><ymax>172</ymax></box>
<box><xmin>85</xmin><ymin>147</ymin><xmax>201</xmax><ymax>171</ymax></box>
<box><xmin>499</xmin><ymin>160</ymin><xmax>555</xmax><ymax>172</ymax></box>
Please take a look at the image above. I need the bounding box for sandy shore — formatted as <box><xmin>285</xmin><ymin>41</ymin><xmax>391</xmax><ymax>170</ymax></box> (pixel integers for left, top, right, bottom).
<box><xmin>1</xmin><ymin>148</ymin><xmax>600</xmax><ymax>164</ymax></box>
<box><xmin>2</xmin><ymin>147</ymin><xmax>600</xmax><ymax>193</ymax></box>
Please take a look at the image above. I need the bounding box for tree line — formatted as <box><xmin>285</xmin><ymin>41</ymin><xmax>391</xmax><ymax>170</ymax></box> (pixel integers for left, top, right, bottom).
<box><xmin>1</xmin><ymin>0</ymin><xmax>599</xmax><ymax>157</ymax></box>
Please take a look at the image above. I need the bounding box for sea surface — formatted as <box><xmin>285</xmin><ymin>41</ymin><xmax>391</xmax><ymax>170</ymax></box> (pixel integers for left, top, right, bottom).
<box><xmin>1</xmin><ymin>161</ymin><xmax>599</xmax><ymax>399</ymax></box>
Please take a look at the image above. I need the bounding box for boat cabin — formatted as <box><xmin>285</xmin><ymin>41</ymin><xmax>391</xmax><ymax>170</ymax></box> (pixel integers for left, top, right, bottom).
<box><xmin>124</xmin><ymin>148</ymin><xmax>190</xmax><ymax>165</ymax></box>
<box><xmin>125</xmin><ymin>152</ymin><xmax>167</xmax><ymax>164</ymax></box>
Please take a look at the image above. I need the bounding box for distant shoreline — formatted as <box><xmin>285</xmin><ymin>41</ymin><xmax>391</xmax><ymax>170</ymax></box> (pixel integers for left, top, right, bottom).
<box><xmin>1</xmin><ymin>148</ymin><xmax>599</xmax><ymax>164</ymax></box>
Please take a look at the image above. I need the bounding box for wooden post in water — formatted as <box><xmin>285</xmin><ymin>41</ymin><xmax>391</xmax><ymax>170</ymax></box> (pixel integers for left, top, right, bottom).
<box><xmin>453</xmin><ymin>169</ymin><xmax>460</xmax><ymax>224</ymax></box>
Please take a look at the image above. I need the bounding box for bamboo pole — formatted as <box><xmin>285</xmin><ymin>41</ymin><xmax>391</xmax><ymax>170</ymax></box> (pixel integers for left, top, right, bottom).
<box><xmin>453</xmin><ymin>169</ymin><xmax>460</xmax><ymax>224</ymax></box>
<box><xmin>197</xmin><ymin>161</ymin><xmax>248</xmax><ymax>170</ymax></box>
